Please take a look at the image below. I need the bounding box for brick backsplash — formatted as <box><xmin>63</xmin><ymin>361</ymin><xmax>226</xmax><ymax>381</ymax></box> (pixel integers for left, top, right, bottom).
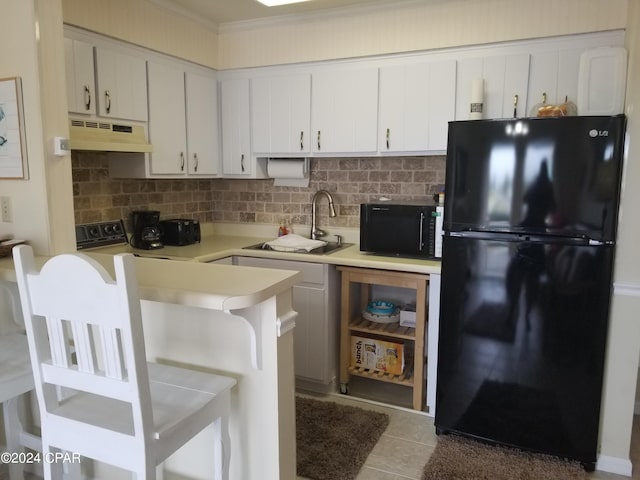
<box><xmin>72</xmin><ymin>152</ymin><xmax>445</xmax><ymax>231</ymax></box>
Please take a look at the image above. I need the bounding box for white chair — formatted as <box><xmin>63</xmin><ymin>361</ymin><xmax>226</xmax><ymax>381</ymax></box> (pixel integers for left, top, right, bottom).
<box><xmin>12</xmin><ymin>245</ymin><xmax>236</xmax><ymax>480</ymax></box>
<box><xmin>0</xmin><ymin>329</ymin><xmax>39</xmax><ymax>480</ymax></box>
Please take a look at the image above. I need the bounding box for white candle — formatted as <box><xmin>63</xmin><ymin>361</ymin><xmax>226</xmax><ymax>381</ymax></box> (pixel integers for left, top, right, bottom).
<box><xmin>470</xmin><ymin>77</ymin><xmax>484</xmax><ymax>120</ymax></box>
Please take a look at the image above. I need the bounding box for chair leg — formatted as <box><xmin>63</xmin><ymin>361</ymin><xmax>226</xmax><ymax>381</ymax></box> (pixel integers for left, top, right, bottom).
<box><xmin>3</xmin><ymin>397</ymin><xmax>26</xmax><ymax>480</ymax></box>
<box><xmin>42</xmin><ymin>444</ymin><xmax>64</xmax><ymax>480</ymax></box>
<box><xmin>214</xmin><ymin>393</ymin><xmax>232</xmax><ymax>480</ymax></box>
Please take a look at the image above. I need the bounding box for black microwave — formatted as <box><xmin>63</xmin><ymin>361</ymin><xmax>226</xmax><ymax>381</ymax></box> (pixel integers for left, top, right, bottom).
<box><xmin>360</xmin><ymin>202</ymin><xmax>443</xmax><ymax>258</ymax></box>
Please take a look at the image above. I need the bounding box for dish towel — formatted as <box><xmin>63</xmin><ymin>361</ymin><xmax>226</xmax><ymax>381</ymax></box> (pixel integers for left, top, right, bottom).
<box><xmin>264</xmin><ymin>234</ymin><xmax>327</xmax><ymax>252</ymax></box>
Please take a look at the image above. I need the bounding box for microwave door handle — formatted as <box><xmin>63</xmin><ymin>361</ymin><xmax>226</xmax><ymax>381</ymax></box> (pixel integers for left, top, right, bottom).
<box><xmin>418</xmin><ymin>212</ymin><xmax>425</xmax><ymax>251</ymax></box>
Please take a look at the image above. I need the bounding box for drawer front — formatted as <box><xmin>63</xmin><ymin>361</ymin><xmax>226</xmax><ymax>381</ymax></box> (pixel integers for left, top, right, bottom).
<box><xmin>234</xmin><ymin>256</ymin><xmax>325</xmax><ymax>285</ymax></box>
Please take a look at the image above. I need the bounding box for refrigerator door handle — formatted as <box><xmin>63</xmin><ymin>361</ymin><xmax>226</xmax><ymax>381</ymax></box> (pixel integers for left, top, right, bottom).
<box><xmin>418</xmin><ymin>212</ymin><xmax>425</xmax><ymax>251</ymax></box>
<box><xmin>448</xmin><ymin>230</ymin><xmax>603</xmax><ymax>245</ymax></box>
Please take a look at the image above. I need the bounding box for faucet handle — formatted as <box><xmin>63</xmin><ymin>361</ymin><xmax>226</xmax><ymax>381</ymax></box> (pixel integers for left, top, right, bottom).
<box><xmin>312</xmin><ymin>228</ymin><xmax>327</xmax><ymax>240</ymax></box>
<box><xmin>334</xmin><ymin>234</ymin><xmax>342</xmax><ymax>245</ymax></box>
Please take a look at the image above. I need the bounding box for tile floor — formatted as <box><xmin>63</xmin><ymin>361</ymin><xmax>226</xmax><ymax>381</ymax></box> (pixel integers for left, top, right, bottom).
<box><xmin>297</xmin><ymin>389</ymin><xmax>640</xmax><ymax>480</ymax></box>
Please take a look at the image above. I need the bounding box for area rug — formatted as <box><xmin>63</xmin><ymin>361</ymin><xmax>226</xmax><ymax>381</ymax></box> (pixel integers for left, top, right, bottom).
<box><xmin>296</xmin><ymin>396</ymin><xmax>389</xmax><ymax>480</ymax></box>
<box><xmin>422</xmin><ymin>434</ymin><xmax>589</xmax><ymax>480</ymax></box>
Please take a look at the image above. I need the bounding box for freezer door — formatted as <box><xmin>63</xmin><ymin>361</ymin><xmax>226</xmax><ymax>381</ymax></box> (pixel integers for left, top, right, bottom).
<box><xmin>435</xmin><ymin>234</ymin><xmax>614</xmax><ymax>466</ymax></box>
<box><xmin>445</xmin><ymin>116</ymin><xmax>625</xmax><ymax>242</ymax></box>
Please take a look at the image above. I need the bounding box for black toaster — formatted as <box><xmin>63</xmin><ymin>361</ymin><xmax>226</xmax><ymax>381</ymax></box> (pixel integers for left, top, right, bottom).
<box><xmin>159</xmin><ymin>219</ymin><xmax>201</xmax><ymax>246</ymax></box>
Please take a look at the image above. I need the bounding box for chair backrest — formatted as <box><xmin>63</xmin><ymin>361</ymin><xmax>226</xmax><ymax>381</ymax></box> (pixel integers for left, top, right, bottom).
<box><xmin>12</xmin><ymin>245</ymin><xmax>153</xmax><ymax>440</ymax></box>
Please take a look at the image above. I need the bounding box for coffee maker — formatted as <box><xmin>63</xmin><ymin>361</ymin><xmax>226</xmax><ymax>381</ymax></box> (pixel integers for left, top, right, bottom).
<box><xmin>130</xmin><ymin>210</ymin><xmax>163</xmax><ymax>250</ymax></box>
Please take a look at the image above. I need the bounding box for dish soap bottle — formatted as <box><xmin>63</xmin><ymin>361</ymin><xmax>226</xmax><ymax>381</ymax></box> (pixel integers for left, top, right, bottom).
<box><xmin>278</xmin><ymin>220</ymin><xmax>289</xmax><ymax>237</ymax></box>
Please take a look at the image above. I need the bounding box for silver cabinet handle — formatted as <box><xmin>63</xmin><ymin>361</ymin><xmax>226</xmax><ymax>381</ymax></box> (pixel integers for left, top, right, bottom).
<box><xmin>180</xmin><ymin>152</ymin><xmax>185</xmax><ymax>171</ymax></box>
<box><xmin>300</xmin><ymin>131</ymin><xmax>304</xmax><ymax>150</ymax></box>
<box><xmin>241</xmin><ymin>153</ymin><xmax>245</xmax><ymax>172</ymax></box>
<box><xmin>317</xmin><ymin>130</ymin><xmax>321</xmax><ymax>150</ymax></box>
<box><xmin>386</xmin><ymin>128</ymin><xmax>390</xmax><ymax>149</ymax></box>
<box><xmin>84</xmin><ymin>85</ymin><xmax>91</xmax><ymax>110</ymax></box>
<box><xmin>193</xmin><ymin>153</ymin><xmax>198</xmax><ymax>172</ymax></box>
<box><xmin>105</xmin><ymin>90</ymin><xmax>111</xmax><ymax>114</ymax></box>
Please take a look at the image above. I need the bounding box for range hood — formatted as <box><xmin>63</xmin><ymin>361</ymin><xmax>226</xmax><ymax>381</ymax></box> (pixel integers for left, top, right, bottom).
<box><xmin>68</xmin><ymin>117</ymin><xmax>153</xmax><ymax>153</ymax></box>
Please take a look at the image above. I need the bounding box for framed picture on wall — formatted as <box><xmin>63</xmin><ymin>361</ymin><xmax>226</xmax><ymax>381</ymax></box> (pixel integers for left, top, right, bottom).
<box><xmin>0</xmin><ymin>77</ymin><xmax>28</xmax><ymax>179</ymax></box>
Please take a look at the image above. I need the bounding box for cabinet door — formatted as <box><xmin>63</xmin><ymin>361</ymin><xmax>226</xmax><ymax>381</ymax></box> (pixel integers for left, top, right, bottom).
<box><xmin>379</xmin><ymin>60</ymin><xmax>456</xmax><ymax>153</ymax></box>
<box><xmin>456</xmin><ymin>53</ymin><xmax>529</xmax><ymax>120</ymax></box>
<box><xmin>427</xmin><ymin>60</ymin><xmax>457</xmax><ymax>151</ymax></box>
<box><xmin>64</xmin><ymin>38</ymin><xmax>96</xmax><ymax>115</ymax></box>
<box><xmin>311</xmin><ymin>68</ymin><xmax>378</xmax><ymax>154</ymax></box>
<box><xmin>293</xmin><ymin>285</ymin><xmax>329</xmax><ymax>381</ymax></box>
<box><xmin>147</xmin><ymin>61</ymin><xmax>188</xmax><ymax>175</ymax></box>
<box><xmin>186</xmin><ymin>71</ymin><xmax>219</xmax><ymax>176</ymax></box>
<box><xmin>221</xmin><ymin>78</ymin><xmax>252</xmax><ymax>175</ymax></box>
<box><xmin>251</xmin><ymin>74</ymin><xmax>311</xmax><ymax>155</ymax></box>
<box><xmin>95</xmin><ymin>47</ymin><xmax>148</xmax><ymax>121</ymax></box>
<box><xmin>526</xmin><ymin>49</ymin><xmax>581</xmax><ymax>114</ymax></box>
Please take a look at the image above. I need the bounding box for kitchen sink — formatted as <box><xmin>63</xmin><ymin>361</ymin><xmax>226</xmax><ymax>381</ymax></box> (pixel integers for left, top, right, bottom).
<box><xmin>242</xmin><ymin>241</ymin><xmax>353</xmax><ymax>255</ymax></box>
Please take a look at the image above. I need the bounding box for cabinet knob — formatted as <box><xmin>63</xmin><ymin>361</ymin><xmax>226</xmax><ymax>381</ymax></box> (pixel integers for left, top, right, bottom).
<box><xmin>84</xmin><ymin>85</ymin><xmax>91</xmax><ymax>111</ymax></box>
<box><xmin>300</xmin><ymin>131</ymin><xmax>304</xmax><ymax>150</ymax></box>
<box><xmin>180</xmin><ymin>152</ymin><xmax>185</xmax><ymax>171</ymax></box>
<box><xmin>241</xmin><ymin>153</ymin><xmax>245</xmax><ymax>173</ymax></box>
<box><xmin>386</xmin><ymin>128</ymin><xmax>390</xmax><ymax>149</ymax></box>
<box><xmin>193</xmin><ymin>153</ymin><xmax>198</xmax><ymax>172</ymax></box>
<box><xmin>105</xmin><ymin>90</ymin><xmax>111</xmax><ymax>114</ymax></box>
<box><xmin>317</xmin><ymin>130</ymin><xmax>321</xmax><ymax>150</ymax></box>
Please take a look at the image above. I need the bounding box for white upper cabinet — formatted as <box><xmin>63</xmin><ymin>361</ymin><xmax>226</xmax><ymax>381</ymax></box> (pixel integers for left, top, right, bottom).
<box><xmin>378</xmin><ymin>60</ymin><xmax>456</xmax><ymax>153</ymax></box>
<box><xmin>526</xmin><ymin>48</ymin><xmax>582</xmax><ymax>114</ymax></box>
<box><xmin>64</xmin><ymin>38</ymin><xmax>96</xmax><ymax>115</ymax></box>
<box><xmin>147</xmin><ymin>62</ymin><xmax>219</xmax><ymax>177</ymax></box>
<box><xmin>311</xmin><ymin>67</ymin><xmax>379</xmax><ymax>155</ymax></box>
<box><xmin>251</xmin><ymin>73</ymin><xmax>311</xmax><ymax>156</ymax></box>
<box><xmin>185</xmin><ymin>71</ymin><xmax>220</xmax><ymax>175</ymax></box>
<box><xmin>456</xmin><ymin>53</ymin><xmax>530</xmax><ymax>120</ymax></box>
<box><xmin>95</xmin><ymin>46</ymin><xmax>148</xmax><ymax>122</ymax></box>
<box><xmin>147</xmin><ymin>61</ymin><xmax>188</xmax><ymax>175</ymax></box>
<box><xmin>221</xmin><ymin>78</ymin><xmax>254</xmax><ymax>176</ymax></box>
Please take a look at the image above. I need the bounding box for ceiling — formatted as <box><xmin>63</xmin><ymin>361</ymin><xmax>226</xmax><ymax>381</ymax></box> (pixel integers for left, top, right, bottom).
<box><xmin>149</xmin><ymin>0</ymin><xmax>394</xmax><ymax>26</ymax></box>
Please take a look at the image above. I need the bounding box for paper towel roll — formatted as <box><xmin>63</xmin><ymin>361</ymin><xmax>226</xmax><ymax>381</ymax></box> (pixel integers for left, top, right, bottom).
<box><xmin>267</xmin><ymin>158</ymin><xmax>310</xmax><ymax>187</ymax></box>
<box><xmin>470</xmin><ymin>77</ymin><xmax>484</xmax><ymax>120</ymax></box>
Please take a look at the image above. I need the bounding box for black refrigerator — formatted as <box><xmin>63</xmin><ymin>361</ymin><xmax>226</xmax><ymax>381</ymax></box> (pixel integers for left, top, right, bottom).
<box><xmin>434</xmin><ymin>115</ymin><xmax>626</xmax><ymax>470</ymax></box>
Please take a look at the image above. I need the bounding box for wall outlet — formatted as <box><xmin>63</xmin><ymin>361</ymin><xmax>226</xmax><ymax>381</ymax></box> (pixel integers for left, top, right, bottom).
<box><xmin>1</xmin><ymin>197</ymin><xmax>11</xmax><ymax>223</ymax></box>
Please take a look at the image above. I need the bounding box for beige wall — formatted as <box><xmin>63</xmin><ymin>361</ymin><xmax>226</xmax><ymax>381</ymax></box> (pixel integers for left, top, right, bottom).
<box><xmin>218</xmin><ymin>0</ymin><xmax>627</xmax><ymax>69</ymax></box>
<box><xmin>62</xmin><ymin>0</ymin><xmax>218</xmax><ymax>68</ymax></box>
<box><xmin>599</xmin><ymin>0</ymin><xmax>640</xmax><ymax>470</ymax></box>
<box><xmin>0</xmin><ymin>0</ymin><xmax>73</xmax><ymax>255</ymax></box>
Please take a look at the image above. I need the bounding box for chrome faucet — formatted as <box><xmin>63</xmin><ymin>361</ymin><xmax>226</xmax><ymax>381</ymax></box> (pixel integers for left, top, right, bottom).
<box><xmin>310</xmin><ymin>190</ymin><xmax>337</xmax><ymax>240</ymax></box>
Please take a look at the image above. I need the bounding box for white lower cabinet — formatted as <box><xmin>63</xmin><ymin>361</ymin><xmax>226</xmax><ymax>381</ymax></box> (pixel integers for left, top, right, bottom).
<box><xmin>233</xmin><ymin>257</ymin><xmax>340</xmax><ymax>390</ymax></box>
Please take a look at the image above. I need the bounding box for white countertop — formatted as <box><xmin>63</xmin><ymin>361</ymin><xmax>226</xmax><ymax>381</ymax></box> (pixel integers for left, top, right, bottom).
<box><xmin>83</xmin><ymin>233</ymin><xmax>442</xmax><ymax>275</ymax></box>
<box><xmin>0</xmin><ymin>248</ymin><xmax>303</xmax><ymax>311</ymax></box>
<box><xmin>0</xmin><ymin>231</ymin><xmax>440</xmax><ymax>310</ymax></box>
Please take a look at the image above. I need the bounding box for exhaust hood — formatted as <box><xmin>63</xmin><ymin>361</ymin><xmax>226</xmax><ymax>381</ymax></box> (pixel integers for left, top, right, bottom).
<box><xmin>68</xmin><ymin>118</ymin><xmax>153</xmax><ymax>153</ymax></box>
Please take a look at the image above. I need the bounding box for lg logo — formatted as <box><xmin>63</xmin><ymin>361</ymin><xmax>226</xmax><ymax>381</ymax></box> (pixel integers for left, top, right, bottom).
<box><xmin>589</xmin><ymin>129</ymin><xmax>609</xmax><ymax>137</ymax></box>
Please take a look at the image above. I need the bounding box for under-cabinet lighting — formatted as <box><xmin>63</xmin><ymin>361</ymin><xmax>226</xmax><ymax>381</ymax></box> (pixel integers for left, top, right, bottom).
<box><xmin>256</xmin><ymin>0</ymin><xmax>312</xmax><ymax>6</ymax></box>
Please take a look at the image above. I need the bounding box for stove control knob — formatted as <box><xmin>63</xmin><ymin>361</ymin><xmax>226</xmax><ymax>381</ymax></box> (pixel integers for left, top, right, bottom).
<box><xmin>112</xmin><ymin>223</ymin><xmax>122</xmax><ymax>234</ymax></box>
<box><xmin>89</xmin><ymin>226</ymin><xmax>100</xmax><ymax>237</ymax></box>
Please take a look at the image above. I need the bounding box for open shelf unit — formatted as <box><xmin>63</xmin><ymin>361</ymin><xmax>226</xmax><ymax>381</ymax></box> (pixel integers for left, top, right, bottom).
<box><xmin>338</xmin><ymin>266</ymin><xmax>429</xmax><ymax>411</ymax></box>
